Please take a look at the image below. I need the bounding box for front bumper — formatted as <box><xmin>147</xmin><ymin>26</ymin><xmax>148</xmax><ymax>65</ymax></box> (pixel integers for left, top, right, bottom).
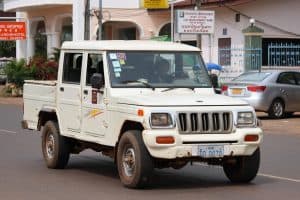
<box><xmin>142</xmin><ymin>127</ymin><xmax>263</xmax><ymax>159</ymax></box>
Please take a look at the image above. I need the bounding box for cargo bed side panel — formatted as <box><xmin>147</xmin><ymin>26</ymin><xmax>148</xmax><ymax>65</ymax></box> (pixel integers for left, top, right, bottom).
<box><xmin>23</xmin><ymin>83</ymin><xmax>56</xmax><ymax>130</ymax></box>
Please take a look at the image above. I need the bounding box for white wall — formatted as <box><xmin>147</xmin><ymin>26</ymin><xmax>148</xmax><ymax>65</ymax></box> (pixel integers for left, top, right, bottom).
<box><xmin>197</xmin><ymin>0</ymin><xmax>300</xmax><ymax>80</ymax></box>
<box><xmin>3</xmin><ymin>0</ymin><xmax>73</xmax><ymax>11</ymax></box>
<box><xmin>90</xmin><ymin>0</ymin><xmax>140</xmax><ymax>9</ymax></box>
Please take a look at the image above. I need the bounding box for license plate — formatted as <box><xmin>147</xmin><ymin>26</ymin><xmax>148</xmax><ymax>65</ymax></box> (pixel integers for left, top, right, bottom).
<box><xmin>231</xmin><ymin>88</ymin><xmax>243</xmax><ymax>95</ymax></box>
<box><xmin>196</xmin><ymin>145</ymin><xmax>224</xmax><ymax>158</ymax></box>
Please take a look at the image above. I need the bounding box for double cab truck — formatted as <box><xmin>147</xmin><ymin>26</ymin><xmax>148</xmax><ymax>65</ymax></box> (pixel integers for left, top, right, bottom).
<box><xmin>22</xmin><ymin>40</ymin><xmax>263</xmax><ymax>188</ymax></box>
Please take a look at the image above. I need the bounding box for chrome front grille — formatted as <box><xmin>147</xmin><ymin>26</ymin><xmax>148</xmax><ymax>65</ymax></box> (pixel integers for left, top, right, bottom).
<box><xmin>177</xmin><ymin>112</ymin><xmax>233</xmax><ymax>134</ymax></box>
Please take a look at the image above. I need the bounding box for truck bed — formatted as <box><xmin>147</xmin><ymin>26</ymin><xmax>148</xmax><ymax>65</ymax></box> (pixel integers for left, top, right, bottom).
<box><xmin>23</xmin><ymin>80</ymin><xmax>57</xmax><ymax>130</ymax></box>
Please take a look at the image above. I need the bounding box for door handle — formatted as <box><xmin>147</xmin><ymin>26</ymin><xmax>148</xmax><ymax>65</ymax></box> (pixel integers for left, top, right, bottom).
<box><xmin>60</xmin><ymin>87</ymin><xmax>64</xmax><ymax>92</ymax></box>
<box><xmin>83</xmin><ymin>90</ymin><xmax>88</xmax><ymax>95</ymax></box>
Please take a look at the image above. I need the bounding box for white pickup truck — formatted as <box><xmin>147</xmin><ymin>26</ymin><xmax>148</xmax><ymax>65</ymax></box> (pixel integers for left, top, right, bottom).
<box><xmin>22</xmin><ymin>40</ymin><xmax>263</xmax><ymax>188</ymax></box>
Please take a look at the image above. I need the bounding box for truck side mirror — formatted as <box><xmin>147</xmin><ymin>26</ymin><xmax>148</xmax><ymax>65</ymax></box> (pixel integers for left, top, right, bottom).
<box><xmin>91</xmin><ymin>73</ymin><xmax>104</xmax><ymax>89</ymax></box>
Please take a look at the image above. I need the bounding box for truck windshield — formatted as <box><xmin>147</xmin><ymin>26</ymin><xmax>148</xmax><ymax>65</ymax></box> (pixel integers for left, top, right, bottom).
<box><xmin>107</xmin><ymin>51</ymin><xmax>212</xmax><ymax>88</ymax></box>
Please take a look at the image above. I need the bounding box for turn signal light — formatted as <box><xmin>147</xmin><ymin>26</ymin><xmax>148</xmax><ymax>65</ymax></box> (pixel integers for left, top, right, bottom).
<box><xmin>244</xmin><ymin>134</ymin><xmax>259</xmax><ymax>142</ymax></box>
<box><xmin>156</xmin><ymin>136</ymin><xmax>175</xmax><ymax>144</ymax></box>
<box><xmin>137</xmin><ymin>109</ymin><xmax>144</xmax><ymax>116</ymax></box>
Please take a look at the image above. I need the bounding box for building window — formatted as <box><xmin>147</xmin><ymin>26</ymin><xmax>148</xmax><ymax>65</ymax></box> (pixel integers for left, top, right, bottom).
<box><xmin>235</xmin><ymin>13</ymin><xmax>240</xmax><ymax>22</ymax></box>
<box><xmin>159</xmin><ymin>23</ymin><xmax>171</xmax><ymax>41</ymax></box>
<box><xmin>102</xmin><ymin>21</ymin><xmax>139</xmax><ymax>40</ymax></box>
<box><xmin>222</xmin><ymin>28</ymin><xmax>227</xmax><ymax>36</ymax></box>
<box><xmin>218</xmin><ymin>38</ymin><xmax>231</xmax><ymax>66</ymax></box>
<box><xmin>262</xmin><ymin>38</ymin><xmax>300</xmax><ymax>66</ymax></box>
<box><xmin>61</xmin><ymin>26</ymin><xmax>73</xmax><ymax>44</ymax></box>
<box><xmin>34</xmin><ymin>21</ymin><xmax>47</xmax><ymax>57</ymax></box>
<box><xmin>118</xmin><ymin>27</ymin><xmax>137</xmax><ymax>40</ymax></box>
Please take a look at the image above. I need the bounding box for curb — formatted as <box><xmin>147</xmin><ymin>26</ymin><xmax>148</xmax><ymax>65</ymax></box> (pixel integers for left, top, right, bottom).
<box><xmin>0</xmin><ymin>97</ymin><xmax>23</xmax><ymax>106</ymax></box>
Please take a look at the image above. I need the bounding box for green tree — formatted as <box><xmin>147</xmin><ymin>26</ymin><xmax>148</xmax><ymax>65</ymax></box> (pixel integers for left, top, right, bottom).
<box><xmin>4</xmin><ymin>59</ymin><xmax>35</xmax><ymax>88</ymax></box>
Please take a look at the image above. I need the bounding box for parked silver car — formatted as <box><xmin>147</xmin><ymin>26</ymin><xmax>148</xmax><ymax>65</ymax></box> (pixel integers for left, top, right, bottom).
<box><xmin>221</xmin><ymin>71</ymin><xmax>300</xmax><ymax>118</ymax></box>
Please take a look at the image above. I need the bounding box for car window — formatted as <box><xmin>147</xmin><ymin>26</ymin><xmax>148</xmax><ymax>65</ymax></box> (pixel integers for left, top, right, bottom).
<box><xmin>232</xmin><ymin>72</ymin><xmax>271</xmax><ymax>82</ymax></box>
<box><xmin>107</xmin><ymin>51</ymin><xmax>211</xmax><ymax>88</ymax></box>
<box><xmin>62</xmin><ymin>53</ymin><xmax>83</xmax><ymax>84</ymax></box>
<box><xmin>85</xmin><ymin>54</ymin><xmax>103</xmax><ymax>85</ymax></box>
<box><xmin>277</xmin><ymin>72</ymin><xmax>296</xmax><ymax>85</ymax></box>
<box><xmin>295</xmin><ymin>72</ymin><xmax>300</xmax><ymax>85</ymax></box>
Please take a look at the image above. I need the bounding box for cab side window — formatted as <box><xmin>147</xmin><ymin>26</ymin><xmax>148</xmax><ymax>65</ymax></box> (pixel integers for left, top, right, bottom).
<box><xmin>277</xmin><ymin>72</ymin><xmax>296</xmax><ymax>85</ymax></box>
<box><xmin>62</xmin><ymin>53</ymin><xmax>83</xmax><ymax>84</ymax></box>
<box><xmin>86</xmin><ymin>54</ymin><xmax>104</xmax><ymax>85</ymax></box>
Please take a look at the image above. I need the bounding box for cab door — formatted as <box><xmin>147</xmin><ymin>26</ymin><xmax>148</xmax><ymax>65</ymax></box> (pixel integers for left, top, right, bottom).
<box><xmin>81</xmin><ymin>53</ymin><xmax>107</xmax><ymax>138</ymax></box>
<box><xmin>57</xmin><ymin>52</ymin><xmax>83</xmax><ymax>136</ymax></box>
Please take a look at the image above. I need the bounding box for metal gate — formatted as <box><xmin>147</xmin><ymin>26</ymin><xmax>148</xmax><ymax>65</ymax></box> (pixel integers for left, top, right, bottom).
<box><xmin>218</xmin><ymin>47</ymin><xmax>262</xmax><ymax>81</ymax></box>
<box><xmin>268</xmin><ymin>43</ymin><xmax>300</xmax><ymax>66</ymax></box>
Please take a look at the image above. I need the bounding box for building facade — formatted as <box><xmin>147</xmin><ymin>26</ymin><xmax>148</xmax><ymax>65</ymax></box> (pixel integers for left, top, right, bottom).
<box><xmin>2</xmin><ymin>0</ymin><xmax>300</xmax><ymax>78</ymax></box>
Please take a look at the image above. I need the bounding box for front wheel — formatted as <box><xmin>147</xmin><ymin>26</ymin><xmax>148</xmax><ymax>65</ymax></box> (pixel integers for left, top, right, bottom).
<box><xmin>223</xmin><ymin>148</ymin><xmax>260</xmax><ymax>183</ymax></box>
<box><xmin>117</xmin><ymin>130</ymin><xmax>153</xmax><ymax>188</ymax></box>
<box><xmin>42</xmin><ymin>121</ymin><xmax>71</xmax><ymax>169</ymax></box>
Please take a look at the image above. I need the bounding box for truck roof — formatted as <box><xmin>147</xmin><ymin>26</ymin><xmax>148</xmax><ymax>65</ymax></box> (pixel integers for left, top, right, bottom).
<box><xmin>61</xmin><ymin>40</ymin><xmax>201</xmax><ymax>52</ymax></box>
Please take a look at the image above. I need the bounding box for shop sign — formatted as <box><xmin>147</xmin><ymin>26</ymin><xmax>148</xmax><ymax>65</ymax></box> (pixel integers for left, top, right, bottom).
<box><xmin>0</xmin><ymin>21</ymin><xmax>26</xmax><ymax>40</ymax></box>
<box><xmin>176</xmin><ymin>10</ymin><xmax>215</xmax><ymax>34</ymax></box>
<box><xmin>141</xmin><ymin>0</ymin><xmax>169</xmax><ymax>9</ymax></box>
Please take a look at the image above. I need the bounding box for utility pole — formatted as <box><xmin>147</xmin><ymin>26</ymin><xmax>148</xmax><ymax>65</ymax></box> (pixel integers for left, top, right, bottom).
<box><xmin>169</xmin><ymin>0</ymin><xmax>185</xmax><ymax>42</ymax></box>
<box><xmin>84</xmin><ymin>0</ymin><xmax>90</xmax><ymax>40</ymax></box>
<box><xmin>195</xmin><ymin>0</ymin><xmax>202</xmax><ymax>49</ymax></box>
<box><xmin>98</xmin><ymin>0</ymin><xmax>102</xmax><ymax>40</ymax></box>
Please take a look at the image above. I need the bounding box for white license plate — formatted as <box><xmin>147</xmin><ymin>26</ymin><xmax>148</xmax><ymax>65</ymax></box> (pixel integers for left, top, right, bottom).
<box><xmin>231</xmin><ymin>88</ymin><xmax>244</xmax><ymax>95</ymax></box>
<box><xmin>196</xmin><ymin>145</ymin><xmax>224</xmax><ymax>158</ymax></box>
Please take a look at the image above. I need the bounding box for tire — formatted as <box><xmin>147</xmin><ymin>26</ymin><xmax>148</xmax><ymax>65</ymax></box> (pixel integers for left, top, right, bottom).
<box><xmin>117</xmin><ymin>130</ymin><xmax>153</xmax><ymax>188</ymax></box>
<box><xmin>223</xmin><ymin>148</ymin><xmax>260</xmax><ymax>183</ymax></box>
<box><xmin>42</xmin><ymin>121</ymin><xmax>70</xmax><ymax>169</ymax></box>
<box><xmin>268</xmin><ymin>99</ymin><xmax>285</xmax><ymax>119</ymax></box>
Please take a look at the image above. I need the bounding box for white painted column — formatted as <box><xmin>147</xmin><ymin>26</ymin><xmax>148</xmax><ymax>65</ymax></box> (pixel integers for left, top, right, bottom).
<box><xmin>16</xmin><ymin>12</ymin><xmax>27</xmax><ymax>60</ymax></box>
<box><xmin>44</xmin><ymin>32</ymin><xmax>61</xmax><ymax>58</ymax></box>
<box><xmin>72</xmin><ymin>0</ymin><xmax>86</xmax><ymax>41</ymax></box>
<box><xmin>26</xmin><ymin>34</ymin><xmax>35</xmax><ymax>60</ymax></box>
<box><xmin>46</xmin><ymin>33</ymin><xmax>53</xmax><ymax>58</ymax></box>
<box><xmin>52</xmin><ymin>32</ymin><xmax>61</xmax><ymax>49</ymax></box>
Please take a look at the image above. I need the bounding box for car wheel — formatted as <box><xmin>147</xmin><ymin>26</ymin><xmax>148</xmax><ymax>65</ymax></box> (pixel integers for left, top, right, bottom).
<box><xmin>268</xmin><ymin>99</ymin><xmax>285</xmax><ymax>119</ymax></box>
<box><xmin>223</xmin><ymin>148</ymin><xmax>260</xmax><ymax>183</ymax></box>
<box><xmin>117</xmin><ymin>130</ymin><xmax>153</xmax><ymax>188</ymax></box>
<box><xmin>42</xmin><ymin>121</ymin><xmax>70</xmax><ymax>169</ymax></box>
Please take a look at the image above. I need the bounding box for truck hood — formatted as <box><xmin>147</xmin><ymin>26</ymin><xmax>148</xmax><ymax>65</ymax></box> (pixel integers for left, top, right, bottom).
<box><xmin>116</xmin><ymin>92</ymin><xmax>248</xmax><ymax>106</ymax></box>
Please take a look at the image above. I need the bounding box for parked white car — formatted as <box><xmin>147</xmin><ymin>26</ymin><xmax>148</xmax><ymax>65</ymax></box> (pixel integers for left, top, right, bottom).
<box><xmin>22</xmin><ymin>40</ymin><xmax>263</xmax><ymax>188</ymax></box>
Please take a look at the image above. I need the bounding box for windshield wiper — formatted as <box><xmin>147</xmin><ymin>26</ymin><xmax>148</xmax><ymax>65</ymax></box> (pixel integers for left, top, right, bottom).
<box><xmin>122</xmin><ymin>80</ymin><xmax>155</xmax><ymax>91</ymax></box>
<box><xmin>161</xmin><ymin>87</ymin><xmax>195</xmax><ymax>92</ymax></box>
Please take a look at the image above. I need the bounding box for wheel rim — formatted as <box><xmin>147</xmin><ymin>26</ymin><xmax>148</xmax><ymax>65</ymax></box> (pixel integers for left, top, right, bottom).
<box><xmin>46</xmin><ymin>133</ymin><xmax>55</xmax><ymax>159</ymax></box>
<box><xmin>122</xmin><ymin>146</ymin><xmax>136</xmax><ymax>177</ymax></box>
<box><xmin>273</xmin><ymin>101</ymin><xmax>283</xmax><ymax>117</ymax></box>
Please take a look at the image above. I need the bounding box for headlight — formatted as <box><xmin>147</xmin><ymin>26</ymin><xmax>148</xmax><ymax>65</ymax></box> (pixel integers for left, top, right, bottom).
<box><xmin>150</xmin><ymin>113</ymin><xmax>174</xmax><ymax>128</ymax></box>
<box><xmin>237</xmin><ymin>112</ymin><xmax>255</xmax><ymax>127</ymax></box>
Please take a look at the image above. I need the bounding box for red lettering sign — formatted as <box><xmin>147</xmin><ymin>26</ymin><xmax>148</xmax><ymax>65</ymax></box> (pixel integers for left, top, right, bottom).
<box><xmin>0</xmin><ymin>21</ymin><xmax>26</xmax><ymax>40</ymax></box>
